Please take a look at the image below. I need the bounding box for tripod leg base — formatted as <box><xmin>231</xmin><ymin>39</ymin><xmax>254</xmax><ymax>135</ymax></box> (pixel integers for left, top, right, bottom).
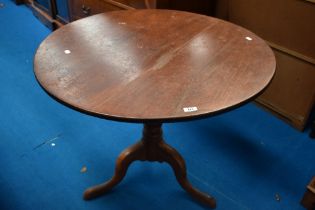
<box><xmin>83</xmin><ymin>123</ymin><xmax>216</xmax><ymax>208</ymax></box>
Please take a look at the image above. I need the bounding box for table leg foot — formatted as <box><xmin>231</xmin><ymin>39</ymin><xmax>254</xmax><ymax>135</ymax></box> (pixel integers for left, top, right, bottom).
<box><xmin>159</xmin><ymin>140</ymin><xmax>216</xmax><ymax>208</ymax></box>
<box><xmin>83</xmin><ymin>141</ymin><xmax>144</xmax><ymax>200</ymax></box>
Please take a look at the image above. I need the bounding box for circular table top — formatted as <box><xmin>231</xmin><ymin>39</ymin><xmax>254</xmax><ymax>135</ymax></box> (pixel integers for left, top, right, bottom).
<box><xmin>34</xmin><ymin>9</ymin><xmax>276</xmax><ymax>123</ymax></box>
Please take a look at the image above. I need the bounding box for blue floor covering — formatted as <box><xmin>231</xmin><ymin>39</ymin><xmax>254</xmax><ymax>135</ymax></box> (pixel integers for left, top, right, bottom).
<box><xmin>0</xmin><ymin>1</ymin><xmax>314</xmax><ymax>209</ymax></box>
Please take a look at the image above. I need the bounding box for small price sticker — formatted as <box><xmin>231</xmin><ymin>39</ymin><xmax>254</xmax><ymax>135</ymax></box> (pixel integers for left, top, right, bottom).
<box><xmin>183</xmin><ymin>107</ymin><xmax>198</xmax><ymax>112</ymax></box>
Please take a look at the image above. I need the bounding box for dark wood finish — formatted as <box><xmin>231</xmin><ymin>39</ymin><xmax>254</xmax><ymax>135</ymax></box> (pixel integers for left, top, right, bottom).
<box><xmin>159</xmin><ymin>0</ymin><xmax>217</xmax><ymax>16</ymax></box>
<box><xmin>27</xmin><ymin>0</ymin><xmax>56</xmax><ymax>30</ymax></box>
<box><xmin>255</xmin><ymin>49</ymin><xmax>315</xmax><ymax>130</ymax></box>
<box><xmin>27</xmin><ymin>0</ymin><xmax>217</xmax><ymax>29</ymax></box>
<box><xmin>144</xmin><ymin>0</ymin><xmax>156</xmax><ymax>8</ymax></box>
<box><xmin>216</xmin><ymin>0</ymin><xmax>315</xmax><ymax>130</ymax></box>
<box><xmin>25</xmin><ymin>0</ymin><xmax>64</xmax><ymax>30</ymax></box>
<box><xmin>49</xmin><ymin>0</ymin><xmax>57</xmax><ymax>19</ymax></box>
<box><xmin>69</xmin><ymin>0</ymin><xmax>127</xmax><ymax>21</ymax></box>
<box><xmin>27</xmin><ymin>0</ymin><xmax>155</xmax><ymax>29</ymax></box>
<box><xmin>226</xmin><ymin>0</ymin><xmax>315</xmax><ymax>59</ymax></box>
<box><xmin>301</xmin><ymin>177</ymin><xmax>315</xmax><ymax>210</ymax></box>
<box><xmin>34</xmin><ymin>10</ymin><xmax>275</xmax><ymax>208</ymax></box>
<box><xmin>68</xmin><ymin>0</ymin><xmax>155</xmax><ymax>21</ymax></box>
<box><xmin>84</xmin><ymin>123</ymin><xmax>216</xmax><ymax>208</ymax></box>
<box><xmin>34</xmin><ymin>10</ymin><xmax>275</xmax><ymax>122</ymax></box>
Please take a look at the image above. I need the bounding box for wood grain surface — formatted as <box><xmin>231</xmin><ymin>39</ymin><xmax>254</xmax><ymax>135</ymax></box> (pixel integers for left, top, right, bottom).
<box><xmin>34</xmin><ymin>9</ymin><xmax>276</xmax><ymax>122</ymax></box>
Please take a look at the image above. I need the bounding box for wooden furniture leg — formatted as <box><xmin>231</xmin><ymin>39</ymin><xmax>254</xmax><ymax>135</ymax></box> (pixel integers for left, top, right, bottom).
<box><xmin>83</xmin><ymin>141</ymin><xmax>144</xmax><ymax>199</ymax></box>
<box><xmin>83</xmin><ymin>123</ymin><xmax>216</xmax><ymax>209</ymax></box>
<box><xmin>301</xmin><ymin>176</ymin><xmax>315</xmax><ymax>210</ymax></box>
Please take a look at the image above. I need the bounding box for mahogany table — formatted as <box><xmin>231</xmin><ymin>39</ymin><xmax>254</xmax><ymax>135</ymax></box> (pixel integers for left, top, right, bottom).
<box><xmin>34</xmin><ymin>10</ymin><xmax>276</xmax><ymax>208</ymax></box>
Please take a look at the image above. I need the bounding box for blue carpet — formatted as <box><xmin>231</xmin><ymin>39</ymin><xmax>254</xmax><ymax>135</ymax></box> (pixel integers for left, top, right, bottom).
<box><xmin>0</xmin><ymin>1</ymin><xmax>314</xmax><ymax>209</ymax></box>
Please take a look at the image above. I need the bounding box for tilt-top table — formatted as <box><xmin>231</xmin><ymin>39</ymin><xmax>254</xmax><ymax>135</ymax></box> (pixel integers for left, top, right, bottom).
<box><xmin>34</xmin><ymin>9</ymin><xmax>276</xmax><ymax>208</ymax></box>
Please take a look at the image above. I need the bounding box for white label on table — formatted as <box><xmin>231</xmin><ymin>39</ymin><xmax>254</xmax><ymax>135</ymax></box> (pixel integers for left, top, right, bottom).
<box><xmin>183</xmin><ymin>107</ymin><xmax>198</xmax><ymax>112</ymax></box>
<box><xmin>64</xmin><ymin>50</ymin><xmax>71</xmax><ymax>54</ymax></box>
